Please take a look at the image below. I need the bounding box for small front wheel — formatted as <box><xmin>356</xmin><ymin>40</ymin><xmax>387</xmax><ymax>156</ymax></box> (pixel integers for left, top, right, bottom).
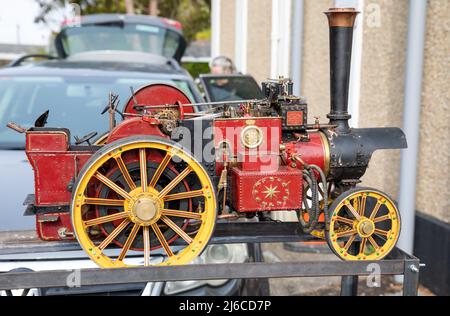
<box><xmin>326</xmin><ymin>188</ymin><xmax>401</xmax><ymax>261</ymax></box>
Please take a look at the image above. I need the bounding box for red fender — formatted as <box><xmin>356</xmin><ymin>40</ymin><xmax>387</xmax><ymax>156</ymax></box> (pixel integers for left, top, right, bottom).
<box><xmin>123</xmin><ymin>83</ymin><xmax>194</xmax><ymax>117</ymax></box>
<box><xmin>106</xmin><ymin>117</ymin><xmax>167</xmax><ymax>144</ymax></box>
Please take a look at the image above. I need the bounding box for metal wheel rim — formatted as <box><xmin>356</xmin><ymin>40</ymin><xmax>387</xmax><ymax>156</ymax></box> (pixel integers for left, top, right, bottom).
<box><xmin>327</xmin><ymin>188</ymin><xmax>401</xmax><ymax>261</ymax></box>
<box><xmin>71</xmin><ymin>136</ymin><xmax>217</xmax><ymax>268</ymax></box>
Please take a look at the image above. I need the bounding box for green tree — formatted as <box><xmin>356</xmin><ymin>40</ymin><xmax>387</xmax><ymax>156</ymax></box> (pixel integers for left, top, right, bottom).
<box><xmin>158</xmin><ymin>0</ymin><xmax>210</xmax><ymax>43</ymax></box>
<box><xmin>35</xmin><ymin>0</ymin><xmax>211</xmax><ymax>43</ymax></box>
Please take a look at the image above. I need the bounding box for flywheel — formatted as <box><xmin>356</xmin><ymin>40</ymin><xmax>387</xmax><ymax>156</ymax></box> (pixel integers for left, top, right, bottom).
<box><xmin>71</xmin><ymin>136</ymin><xmax>217</xmax><ymax>268</ymax></box>
<box><xmin>326</xmin><ymin>188</ymin><xmax>401</xmax><ymax>261</ymax></box>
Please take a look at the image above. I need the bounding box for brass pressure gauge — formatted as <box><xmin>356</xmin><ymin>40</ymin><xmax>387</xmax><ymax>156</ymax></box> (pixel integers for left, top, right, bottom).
<box><xmin>241</xmin><ymin>125</ymin><xmax>263</xmax><ymax>149</ymax></box>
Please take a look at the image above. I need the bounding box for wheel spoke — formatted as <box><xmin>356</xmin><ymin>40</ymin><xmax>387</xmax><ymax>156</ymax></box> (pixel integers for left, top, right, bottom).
<box><xmin>94</xmin><ymin>172</ymin><xmax>132</xmax><ymax>200</ymax></box>
<box><xmin>98</xmin><ymin>219</ymin><xmax>130</xmax><ymax>251</ymax></box>
<box><xmin>344</xmin><ymin>234</ymin><xmax>357</xmax><ymax>251</ymax></box>
<box><xmin>83</xmin><ymin>197</ymin><xmax>125</xmax><ymax>207</ymax></box>
<box><xmin>143</xmin><ymin>226</ymin><xmax>150</xmax><ymax>266</ymax></box>
<box><xmin>151</xmin><ymin>223</ymin><xmax>174</xmax><ymax>257</ymax></box>
<box><xmin>318</xmin><ymin>185</ymin><xmax>325</xmax><ymax>198</ymax></box>
<box><xmin>139</xmin><ymin>149</ymin><xmax>148</xmax><ymax>192</ymax></box>
<box><xmin>84</xmin><ymin>212</ymin><xmax>129</xmax><ymax>227</ymax></box>
<box><xmin>118</xmin><ymin>223</ymin><xmax>140</xmax><ymax>261</ymax></box>
<box><xmin>164</xmin><ymin>190</ymin><xmax>205</xmax><ymax>202</ymax></box>
<box><xmin>158</xmin><ymin>166</ymin><xmax>192</xmax><ymax>198</ymax></box>
<box><xmin>160</xmin><ymin>215</ymin><xmax>193</xmax><ymax>244</ymax></box>
<box><xmin>162</xmin><ymin>209</ymin><xmax>202</xmax><ymax>220</ymax></box>
<box><xmin>115</xmin><ymin>156</ymin><xmax>136</xmax><ymax>190</ymax></box>
<box><xmin>368</xmin><ymin>236</ymin><xmax>379</xmax><ymax>249</ymax></box>
<box><xmin>353</xmin><ymin>196</ymin><xmax>359</xmax><ymax>213</ymax></box>
<box><xmin>149</xmin><ymin>152</ymin><xmax>172</xmax><ymax>188</ymax></box>
<box><xmin>345</xmin><ymin>202</ymin><xmax>361</xmax><ymax>221</ymax></box>
<box><xmin>369</xmin><ymin>201</ymin><xmax>382</xmax><ymax>220</ymax></box>
<box><xmin>327</xmin><ymin>182</ymin><xmax>333</xmax><ymax>196</ymax></box>
<box><xmin>336</xmin><ymin>229</ymin><xmax>357</xmax><ymax>238</ymax></box>
<box><xmin>335</xmin><ymin>216</ymin><xmax>355</xmax><ymax>226</ymax></box>
<box><xmin>374</xmin><ymin>228</ymin><xmax>390</xmax><ymax>237</ymax></box>
<box><xmin>359</xmin><ymin>194</ymin><xmax>367</xmax><ymax>216</ymax></box>
<box><xmin>373</xmin><ymin>215</ymin><xmax>390</xmax><ymax>223</ymax></box>
<box><xmin>359</xmin><ymin>238</ymin><xmax>367</xmax><ymax>255</ymax></box>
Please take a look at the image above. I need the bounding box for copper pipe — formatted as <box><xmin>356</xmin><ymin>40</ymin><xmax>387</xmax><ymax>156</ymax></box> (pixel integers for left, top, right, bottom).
<box><xmin>325</xmin><ymin>8</ymin><xmax>359</xmax><ymax>27</ymax></box>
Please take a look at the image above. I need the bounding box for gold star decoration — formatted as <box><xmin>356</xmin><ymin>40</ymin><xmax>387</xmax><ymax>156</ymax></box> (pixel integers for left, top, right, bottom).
<box><xmin>262</xmin><ymin>185</ymin><xmax>280</xmax><ymax>200</ymax></box>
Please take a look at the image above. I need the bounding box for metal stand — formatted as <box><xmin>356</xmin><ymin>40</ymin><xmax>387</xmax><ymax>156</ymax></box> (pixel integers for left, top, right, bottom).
<box><xmin>340</xmin><ymin>275</ymin><xmax>359</xmax><ymax>296</ymax></box>
<box><xmin>340</xmin><ymin>242</ymin><xmax>359</xmax><ymax>296</ymax></box>
<box><xmin>0</xmin><ymin>222</ymin><xmax>421</xmax><ymax>296</ymax></box>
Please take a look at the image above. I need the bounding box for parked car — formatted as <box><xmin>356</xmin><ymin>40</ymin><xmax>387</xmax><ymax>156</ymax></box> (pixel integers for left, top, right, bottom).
<box><xmin>53</xmin><ymin>14</ymin><xmax>187</xmax><ymax>62</ymax></box>
<box><xmin>0</xmin><ymin>51</ymin><xmax>202</xmax><ymax>231</ymax></box>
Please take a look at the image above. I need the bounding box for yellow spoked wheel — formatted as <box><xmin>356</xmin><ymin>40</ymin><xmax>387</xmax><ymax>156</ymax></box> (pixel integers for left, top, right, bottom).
<box><xmin>71</xmin><ymin>136</ymin><xmax>216</xmax><ymax>268</ymax></box>
<box><xmin>326</xmin><ymin>188</ymin><xmax>401</xmax><ymax>261</ymax></box>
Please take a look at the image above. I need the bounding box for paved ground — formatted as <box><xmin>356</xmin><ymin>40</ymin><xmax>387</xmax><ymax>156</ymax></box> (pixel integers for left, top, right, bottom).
<box><xmin>262</xmin><ymin>243</ymin><xmax>435</xmax><ymax>296</ymax></box>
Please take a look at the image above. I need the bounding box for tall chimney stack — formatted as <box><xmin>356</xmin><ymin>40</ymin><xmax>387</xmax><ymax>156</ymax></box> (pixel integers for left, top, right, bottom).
<box><xmin>325</xmin><ymin>8</ymin><xmax>359</xmax><ymax>133</ymax></box>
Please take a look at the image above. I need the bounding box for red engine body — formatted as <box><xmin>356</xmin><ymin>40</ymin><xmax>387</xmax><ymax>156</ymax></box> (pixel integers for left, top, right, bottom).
<box><xmin>23</xmin><ymin>84</ymin><xmax>330</xmax><ymax>241</ymax></box>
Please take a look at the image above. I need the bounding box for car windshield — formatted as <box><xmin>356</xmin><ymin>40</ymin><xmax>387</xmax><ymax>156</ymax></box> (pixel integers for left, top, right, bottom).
<box><xmin>60</xmin><ymin>24</ymin><xmax>183</xmax><ymax>59</ymax></box>
<box><xmin>201</xmin><ymin>76</ymin><xmax>265</xmax><ymax>102</ymax></box>
<box><xmin>0</xmin><ymin>76</ymin><xmax>195</xmax><ymax>149</ymax></box>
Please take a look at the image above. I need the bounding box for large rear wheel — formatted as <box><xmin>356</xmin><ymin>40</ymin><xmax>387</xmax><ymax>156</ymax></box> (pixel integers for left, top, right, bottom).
<box><xmin>71</xmin><ymin>136</ymin><xmax>216</xmax><ymax>268</ymax></box>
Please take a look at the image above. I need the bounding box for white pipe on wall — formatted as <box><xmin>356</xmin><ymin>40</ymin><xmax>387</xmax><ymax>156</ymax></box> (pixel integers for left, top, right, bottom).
<box><xmin>270</xmin><ymin>0</ymin><xmax>280</xmax><ymax>79</ymax></box>
<box><xmin>271</xmin><ymin>0</ymin><xmax>292</xmax><ymax>79</ymax></box>
<box><xmin>235</xmin><ymin>0</ymin><xmax>248</xmax><ymax>74</ymax></box>
<box><xmin>280</xmin><ymin>0</ymin><xmax>292</xmax><ymax>77</ymax></box>
<box><xmin>397</xmin><ymin>0</ymin><xmax>428</xmax><ymax>258</ymax></box>
<box><xmin>290</xmin><ymin>0</ymin><xmax>304</xmax><ymax>95</ymax></box>
<box><xmin>211</xmin><ymin>0</ymin><xmax>221</xmax><ymax>58</ymax></box>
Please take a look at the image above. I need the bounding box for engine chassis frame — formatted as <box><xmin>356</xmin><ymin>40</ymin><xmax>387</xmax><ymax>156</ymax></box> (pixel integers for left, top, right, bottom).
<box><xmin>0</xmin><ymin>222</ymin><xmax>420</xmax><ymax>296</ymax></box>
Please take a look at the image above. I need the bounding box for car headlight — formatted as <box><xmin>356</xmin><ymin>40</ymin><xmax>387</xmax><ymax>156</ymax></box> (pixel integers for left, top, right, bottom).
<box><xmin>163</xmin><ymin>244</ymin><xmax>248</xmax><ymax>295</ymax></box>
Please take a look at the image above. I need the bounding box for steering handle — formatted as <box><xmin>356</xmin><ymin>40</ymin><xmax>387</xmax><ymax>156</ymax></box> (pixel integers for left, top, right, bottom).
<box><xmin>74</xmin><ymin>132</ymin><xmax>98</xmax><ymax>146</ymax></box>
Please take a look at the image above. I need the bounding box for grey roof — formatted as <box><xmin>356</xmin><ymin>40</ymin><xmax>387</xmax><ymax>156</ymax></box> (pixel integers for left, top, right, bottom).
<box><xmin>0</xmin><ymin>55</ymin><xmax>189</xmax><ymax>78</ymax></box>
<box><xmin>69</xmin><ymin>14</ymin><xmax>183</xmax><ymax>35</ymax></box>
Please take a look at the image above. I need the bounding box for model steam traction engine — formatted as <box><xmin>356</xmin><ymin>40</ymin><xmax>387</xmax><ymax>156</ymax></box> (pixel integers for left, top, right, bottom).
<box><xmin>8</xmin><ymin>8</ymin><xmax>407</xmax><ymax>268</ymax></box>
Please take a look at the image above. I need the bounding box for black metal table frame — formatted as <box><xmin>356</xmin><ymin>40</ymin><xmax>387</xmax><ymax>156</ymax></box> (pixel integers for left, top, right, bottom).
<box><xmin>0</xmin><ymin>222</ymin><xmax>421</xmax><ymax>296</ymax></box>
